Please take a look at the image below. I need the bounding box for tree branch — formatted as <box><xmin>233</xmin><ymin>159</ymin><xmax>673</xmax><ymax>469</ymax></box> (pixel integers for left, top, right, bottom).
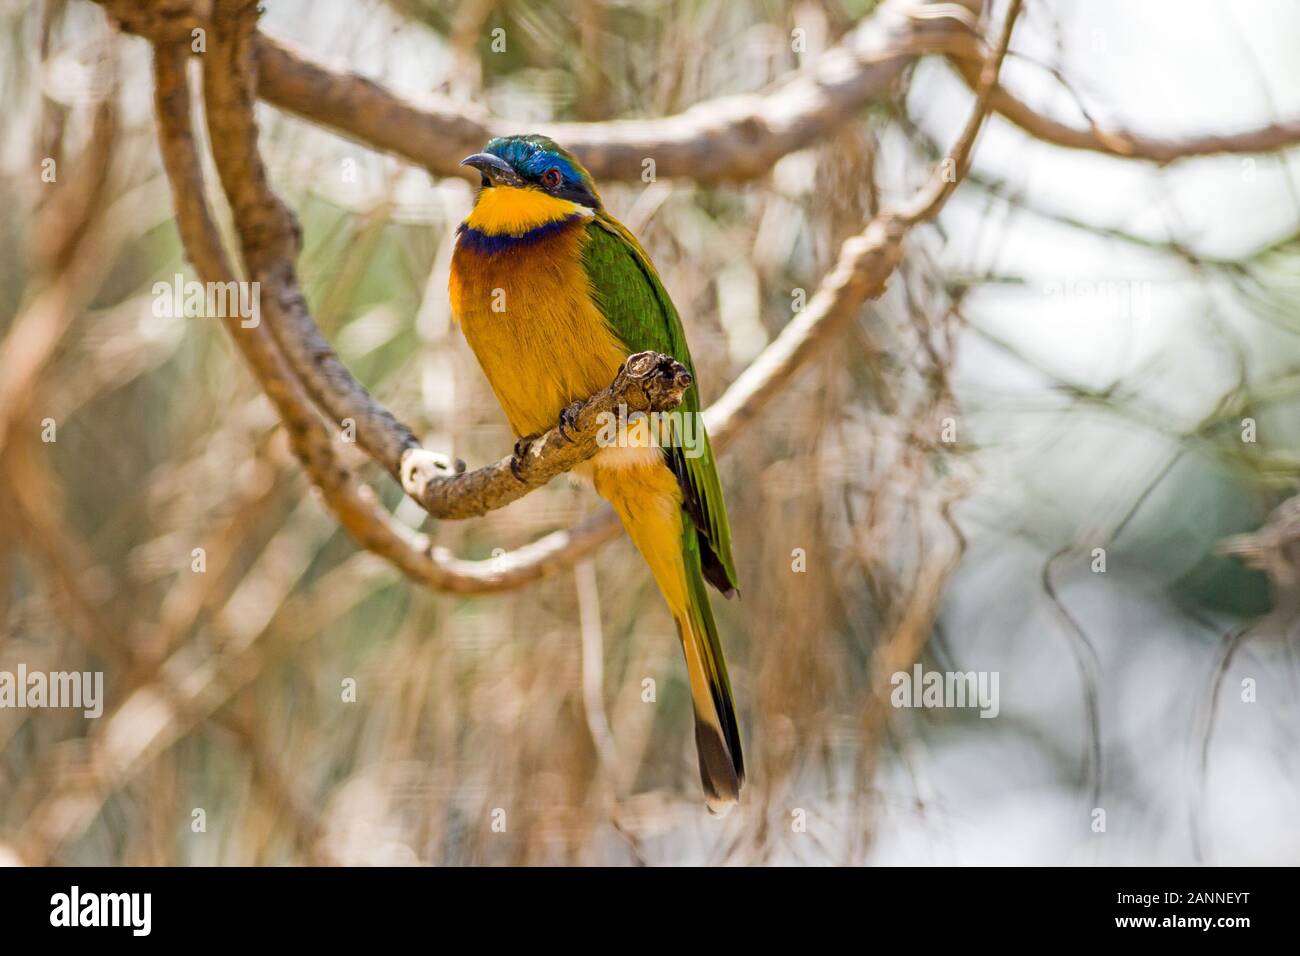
<box><xmin>252</xmin><ymin>0</ymin><xmax>963</xmax><ymax>183</ymax></box>
<box><xmin>1220</xmin><ymin>495</ymin><xmax>1300</xmax><ymax>601</ymax></box>
<box><xmin>899</xmin><ymin>0</ymin><xmax>1021</xmax><ymax>225</ymax></box>
<box><xmin>150</xmin><ymin>4</ymin><xmax>695</xmax><ymax>595</ymax></box>
<box><xmin>946</xmin><ymin>38</ymin><xmax>1300</xmax><ymax>164</ymax></box>
<box><xmin>137</xmin><ymin>0</ymin><xmax>1017</xmax><ymax>597</ymax></box>
<box><xmin>100</xmin><ymin>0</ymin><xmax>1300</xmax><ymax>184</ymax></box>
<box><xmin>402</xmin><ymin>352</ymin><xmax>694</xmax><ymax>519</ymax></box>
<box><xmin>102</xmin><ymin>0</ymin><xmax>979</xmax><ymax>182</ymax></box>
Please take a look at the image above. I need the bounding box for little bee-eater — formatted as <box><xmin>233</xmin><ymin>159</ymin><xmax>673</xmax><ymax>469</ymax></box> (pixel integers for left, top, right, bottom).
<box><xmin>451</xmin><ymin>135</ymin><xmax>744</xmax><ymax>812</ymax></box>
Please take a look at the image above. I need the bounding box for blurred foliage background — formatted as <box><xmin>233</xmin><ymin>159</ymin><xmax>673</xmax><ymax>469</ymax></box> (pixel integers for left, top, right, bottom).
<box><xmin>1</xmin><ymin>0</ymin><xmax>1298</xmax><ymax>865</ymax></box>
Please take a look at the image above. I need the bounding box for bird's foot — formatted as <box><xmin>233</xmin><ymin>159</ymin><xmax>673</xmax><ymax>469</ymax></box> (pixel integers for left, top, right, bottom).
<box><xmin>556</xmin><ymin>401</ymin><xmax>584</xmax><ymax>443</ymax></box>
<box><xmin>510</xmin><ymin>434</ymin><xmax>540</xmax><ymax>482</ymax></box>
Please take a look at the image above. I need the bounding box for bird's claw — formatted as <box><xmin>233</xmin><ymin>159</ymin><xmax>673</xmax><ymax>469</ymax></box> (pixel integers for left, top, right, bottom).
<box><xmin>510</xmin><ymin>435</ymin><xmax>535</xmax><ymax>483</ymax></box>
<box><xmin>557</xmin><ymin>402</ymin><xmax>583</xmax><ymax>443</ymax></box>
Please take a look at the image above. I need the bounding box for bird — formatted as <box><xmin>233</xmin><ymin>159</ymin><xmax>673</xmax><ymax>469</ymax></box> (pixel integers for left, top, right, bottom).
<box><xmin>450</xmin><ymin>134</ymin><xmax>744</xmax><ymax>813</ymax></box>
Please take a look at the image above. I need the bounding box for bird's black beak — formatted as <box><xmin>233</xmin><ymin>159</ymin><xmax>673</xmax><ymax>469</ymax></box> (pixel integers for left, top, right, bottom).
<box><xmin>460</xmin><ymin>153</ymin><xmax>525</xmax><ymax>188</ymax></box>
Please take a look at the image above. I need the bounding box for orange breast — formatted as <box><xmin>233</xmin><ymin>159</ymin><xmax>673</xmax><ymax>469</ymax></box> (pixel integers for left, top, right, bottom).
<box><xmin>450</xmin><ymin>220</ymin><xmax>629</xmax><ymax>438</ymax></box>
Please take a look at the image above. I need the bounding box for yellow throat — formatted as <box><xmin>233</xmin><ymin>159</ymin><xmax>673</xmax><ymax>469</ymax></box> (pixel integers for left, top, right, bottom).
<box><xmin>465</xmin><ymin>185</ymin><xmax>583</xmax><ymax>235</ymax></box>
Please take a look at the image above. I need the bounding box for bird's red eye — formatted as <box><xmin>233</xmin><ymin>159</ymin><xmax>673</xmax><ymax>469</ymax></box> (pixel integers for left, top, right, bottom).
<box><xmin>541</xmin><ymin>167</ymin><xmax>563</xmax><ymax>189</ymax></box>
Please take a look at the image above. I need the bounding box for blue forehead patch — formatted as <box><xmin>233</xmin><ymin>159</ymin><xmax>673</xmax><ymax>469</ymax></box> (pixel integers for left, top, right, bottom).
<box><xmin>484</xmin><ymin>136</ymin><xmax>588</xmax><ymax>188</ymax></box>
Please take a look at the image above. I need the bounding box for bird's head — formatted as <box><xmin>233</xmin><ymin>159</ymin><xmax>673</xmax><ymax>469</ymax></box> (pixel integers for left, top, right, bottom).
<box><xmin>461</xmin><ymin>135</ymin><xmax>601</xmax><ymax>213</ymax></box>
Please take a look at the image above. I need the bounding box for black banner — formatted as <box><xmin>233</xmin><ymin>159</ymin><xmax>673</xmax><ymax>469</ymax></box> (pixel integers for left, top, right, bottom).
<box><xmin>0</xmin><ymin>867</ymin><xmax>1279</xmax><ymax>942</ymax></box>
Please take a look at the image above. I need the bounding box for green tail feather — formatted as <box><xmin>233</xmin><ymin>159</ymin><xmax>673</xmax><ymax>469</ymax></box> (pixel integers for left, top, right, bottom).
<box><xmin>678</xmin><ymin>526</ymin><xmax>744</xmax><ymax>812</ymax></box>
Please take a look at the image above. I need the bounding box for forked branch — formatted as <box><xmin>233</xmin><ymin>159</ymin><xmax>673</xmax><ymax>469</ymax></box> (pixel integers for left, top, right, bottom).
<box><xmin>139</xmin><ymin>0</ymin><xmax>1015</xmax><ymax>596</ymax></box>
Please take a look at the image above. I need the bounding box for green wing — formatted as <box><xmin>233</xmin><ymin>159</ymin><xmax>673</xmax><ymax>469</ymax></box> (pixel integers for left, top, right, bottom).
<box><xmin>581</xmin><ymin>214</ymin><xmax>738</xmax><ymax>596</ymax></box>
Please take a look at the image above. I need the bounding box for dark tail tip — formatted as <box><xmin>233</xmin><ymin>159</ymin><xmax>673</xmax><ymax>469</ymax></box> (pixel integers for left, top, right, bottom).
<box><xmin>694</xmin><ymin>714</ymin><xmax>744</xmax><ymax>815</ymax></box>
